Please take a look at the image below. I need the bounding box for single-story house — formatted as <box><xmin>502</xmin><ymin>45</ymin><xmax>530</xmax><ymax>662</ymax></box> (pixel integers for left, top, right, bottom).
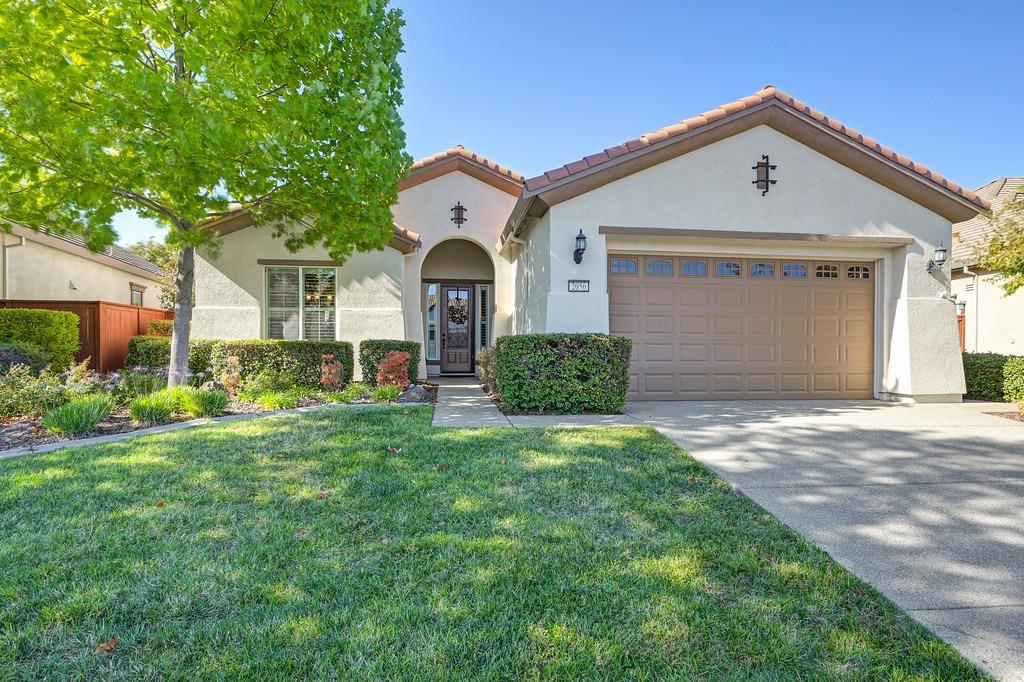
<box><xmin>1</xmin><ymin>222</ymin><xmax>165</xmax><ymax>307</ymax></box>
<box><xmin>193</xmin><ymin>85</ymin><xmax>988</xmax><ymax>402</ymax></box>
<box><xmin>951</xmin><ymin>177</ymin><xmax>1024</xmax><ymax>354</ymax></box>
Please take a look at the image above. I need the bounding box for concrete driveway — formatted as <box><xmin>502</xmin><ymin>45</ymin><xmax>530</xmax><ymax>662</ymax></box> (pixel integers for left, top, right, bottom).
<box><xmin>623</xmin><ymin>399</ymin><xmax>1024</xmax><ymax>680</ymax></box>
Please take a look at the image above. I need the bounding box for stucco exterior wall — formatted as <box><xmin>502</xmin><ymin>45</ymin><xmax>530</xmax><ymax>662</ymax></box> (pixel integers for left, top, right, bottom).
<box><xmin>512</xmin><ymin>211</ymin><xmax>551</xmax><ymax>334</ymax></box>
<box><xmin>1</xmin><ymin>235</ymin><xmax>163</xmax><ymax>306</ymax></box>
<box><xmin>518</xmin><ymin>124</ymin><xmax>965</xmax><ymax>401</ymax></box>
<box><xmin>953</xmin><ymin>270</ymin><xmax>1024</xmax><ymax>355</ymax></box>
<box><xmin>192</xmin><ymin>225</ymin><xmax>404</xmax><ymax>380</ymax></box>
<box><xmin>392</xmin><ymin>171</ymin><xmax>518</xmax><ymax>378</ymax></box>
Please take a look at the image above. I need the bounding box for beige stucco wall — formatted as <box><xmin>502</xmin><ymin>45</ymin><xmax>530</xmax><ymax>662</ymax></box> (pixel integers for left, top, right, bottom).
<box><xmin>192</xmin><ymin>224</ymin><xmax>404</xmax><ymax>380</ymax></box>
<box><xmin>953</xmin><ymin>270</ymin><xmax>1024</xmax><ymax>355</ymax></box>
<box><xmin>514</xmin><ymin>124</ymin><xmax>966</xmax><ymax>401</ymax></box>
<box><xmin>1</xmin><ymin>234</ymin><xmax>163</xmax><ymax>306</ymax></box>
<box><xmin>392</xmin><ymin>170</ymin><xmax>518</xmax><ymax>378</ymax></box>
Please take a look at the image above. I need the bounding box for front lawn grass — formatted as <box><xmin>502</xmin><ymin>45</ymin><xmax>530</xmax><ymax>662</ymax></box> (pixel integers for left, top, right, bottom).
<box><xmin>0</xmin><ymin>406</ymin><xmax>985</xmax><ymax>680</ymax></box>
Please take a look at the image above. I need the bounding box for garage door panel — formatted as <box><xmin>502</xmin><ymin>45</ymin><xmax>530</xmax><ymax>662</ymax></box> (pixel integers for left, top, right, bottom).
<box><xmin>609</xmin><ymin>254</ymin><xmax>874</xmax><ymax>400</ymax></box>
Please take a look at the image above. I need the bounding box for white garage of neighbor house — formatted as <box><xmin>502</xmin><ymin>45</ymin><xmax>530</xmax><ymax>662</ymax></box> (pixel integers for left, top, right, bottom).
<box><xmin>192</xmin><ymin>86</ymin><xmax>988</xmax><ymax>402</ymax></box>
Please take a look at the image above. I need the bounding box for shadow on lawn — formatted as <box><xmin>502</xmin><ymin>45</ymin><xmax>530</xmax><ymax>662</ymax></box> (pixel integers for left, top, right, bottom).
<box><xmin>0</xmin><ymin>406</ymin><xmax>988</xmax><ymax>679</ymax></box>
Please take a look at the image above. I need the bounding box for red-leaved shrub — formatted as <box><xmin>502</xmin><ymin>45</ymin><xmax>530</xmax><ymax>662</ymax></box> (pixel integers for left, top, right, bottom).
<box><xmin>320</xmin><ymin>353</ymin><xmax>345</xmax><ymax>391</ymax></box>
<box><xmin>376</xmin><ymin>351</ymin><xmax>410</xmax><ymax>389</ymax></box>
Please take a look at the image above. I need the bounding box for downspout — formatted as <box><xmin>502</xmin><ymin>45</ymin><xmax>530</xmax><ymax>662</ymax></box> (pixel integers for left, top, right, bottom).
<box><xmin>962</xmin><ymin>264</ymin><xmax>979</xmax><ymax>351</ymax></box>
<box><xmin>1</xmin><ymin>236</ymin><xmax>26</xmax><ymax>300</ymax></box>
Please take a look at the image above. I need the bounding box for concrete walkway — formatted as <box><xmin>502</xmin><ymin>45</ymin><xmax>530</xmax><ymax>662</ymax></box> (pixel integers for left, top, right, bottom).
<box><xmin>626</xmin><ymin>399</ymin><xmax>1024</xmax><ymax>681</ymax></box>
<box><xmin>430</xmin><ymin>376</ymin><xmax>511</xmax><ymax>427</ymax></box>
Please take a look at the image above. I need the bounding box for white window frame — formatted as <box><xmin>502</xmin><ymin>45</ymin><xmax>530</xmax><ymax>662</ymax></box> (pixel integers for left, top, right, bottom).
<box><xmin>263</xmin><ymin>266</ymin><xmax>338</xmax><ymax>340</ymax></box>
<box><xmin>476</xmin><ymin>284</ymin><xmax>492</xmax><ymax>352</ymax></box>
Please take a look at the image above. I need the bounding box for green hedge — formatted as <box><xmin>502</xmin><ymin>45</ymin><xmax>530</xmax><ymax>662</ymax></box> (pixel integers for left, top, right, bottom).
<box><xmin>494</xmin><ymin>333</ymin><xmax>632</xmax><ymax>414</ymax></box>
<box><xmin>211</xmin><ymin>340</ymin><xmax>354</xmax><ymax>388</ymax></box>
<box><xmin>147</xmin><ymin>319</ymin><xmax>173</xmax><ymax>337</ymax></box>
<box><xmin>125</xmin><ymin>335</ymin><xmax>219</xmax><ymax>382</ymax></box>
<box><xmin>1004</xmin><ymin>357</ymin><xmax>1024</xmax><ymax>404</ymax></box>
<box><xmin>359</xmin><ymin>339</ymin><xmax>421</xmax><ymax>386</ymax></box>
<box><xmin>962</xmin><ymin>353</ymin><xmax>1008</xmax><ymax>401</ymax></box>
<box><xmin>0</xmin><ymin>308</ymin><xmax>79</xmax><ymax>369</ymax></box>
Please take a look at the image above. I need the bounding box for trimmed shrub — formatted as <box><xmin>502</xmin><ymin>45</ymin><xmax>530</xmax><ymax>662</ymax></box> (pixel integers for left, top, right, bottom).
<box><xmin>147</xmin><ymin>319</ymin><xmax>173</xmax><ymax>337</ymax></box>
<box><xmin>1004</xmin><ymin>357</ymin><xmax>1024</xmax><ymax>408</ymax></box>
<box><xmin>372</xmin><ymin>384</ymin><xmax>401</xmax><ymax>403</ymax></box>
<box><xmin>42</xmin><ymin>394</ymin><xmax>114</xmax><ymax>435</ymax></box>
<box><xmin>125</xmin><ymin>336</ymin><xmax>219</xmax><ymax>383</ymax></box>
<box><xmin>211</xmin><ymin>340</ymin><xmax>354</xmax><ymax>389</ymax></box>
<box><xmin>476</xmin><ymin>346</ymin><xmax>495</xmax><ymax>394</ymax></box>
<box><xmin>129</xmin><ymin>390</ymin><xmax>177</xmax><ymax>426</ymax></box>
<box><xmin>0</xmin><ymin>341</ymin><xmax>51</xmax><ymax>374</ymax></box>
<box><xmin>376</xmin><ymin>351</ymin><xmax>411</xmax><ymax>389</ymax></box>
<box><xmin>0</xmin><ymin>308</ymin><xmax>79</xmax><ymax>369</ymax></box>
<box><xmin>494</xmin><ymin>333</ymin><xmax>632</xmax><ymax>414</ymax></box>
<box><xmin>962</xmin><ymin>353</ymin><xmax>1011</xmax><ymax>401</ymax></box>
<box><xmin>242</xmin><ymin>369</ymin><xmax>294</xmax><ymax>394</ymax></box>
<box><xmin>359</xmin><ymin>339</ymin><xmax>420</xmax><ymax>386</ymax></box>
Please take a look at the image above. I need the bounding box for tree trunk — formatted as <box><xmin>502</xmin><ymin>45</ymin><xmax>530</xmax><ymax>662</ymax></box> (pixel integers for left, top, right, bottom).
<box><xmin>167</xmin><ymin>243</ymin><xmax>195</xmax><ymax>387</ymax></box>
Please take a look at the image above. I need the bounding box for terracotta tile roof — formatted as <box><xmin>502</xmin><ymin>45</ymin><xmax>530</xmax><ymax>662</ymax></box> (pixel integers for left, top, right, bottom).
<box><xmin>391</xmin><ymin>223</ymin><xmax>421</xmax><ymax>244</ymax></box>
<box><xmin>409</xmin><ymin>145</ymin><xmax>525</xmax><ymax>184</ymax></box>
<box><xmin>523</xmin><ymin>85</ymin><xmax>990</xmax><ymax>212</ymax></box>
<box><xmin>952</xmin><ymin>177</ymin><xmax>1024</xmax><ymax>263</ymax></box>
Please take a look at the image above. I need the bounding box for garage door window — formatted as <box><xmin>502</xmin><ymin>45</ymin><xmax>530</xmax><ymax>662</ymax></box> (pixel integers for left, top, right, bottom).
<box><xmin>783</xmin><ymin>263</ymin><xmax>807</xmax><ymax>279</ymax></box>
<box><xmin>715</xmin><ymin>260</ymin><xmax>742</xmax><ymax>277</ymax></box>
<box><xmin>610</xmin><ymin>257</ymin><xmax>638</xmax><ymax>274</ymax></box>
<box><xmin>847</xmin><ymin>265</ymin><xmax>871</xmax><ymax>279</ymax></box>
<box><xmin>749</xmin><ymin>261</ymin><xmax>775</xmax><ymax>278</ymax></box>
<box><xmin>815</xmin><ymin>264</ymin><xmax>839</xmax><ymax>279</ymax></box>
<box><xmin>681</xmin><ymin>259</ymin><xmax>707</xmax><ymax>277</ymax></box>
<box><xmin>646</xmin><ymin>258</ymin><xmax>673</xmax><ymax>275</ymax></box>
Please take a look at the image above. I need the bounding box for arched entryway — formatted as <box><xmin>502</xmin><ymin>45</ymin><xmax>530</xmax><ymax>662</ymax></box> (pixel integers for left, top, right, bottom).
<box><xmin>420</xmin><ymin>238</ymin><xmax>495</xmax><ymax>375</ymax></box>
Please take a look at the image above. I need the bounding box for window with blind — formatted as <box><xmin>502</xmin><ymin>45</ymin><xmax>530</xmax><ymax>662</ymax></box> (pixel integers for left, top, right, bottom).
<box><xmin>265</xmin><ymin>267</ymin><xmax>337</xmax><ymax>340</ymax></box>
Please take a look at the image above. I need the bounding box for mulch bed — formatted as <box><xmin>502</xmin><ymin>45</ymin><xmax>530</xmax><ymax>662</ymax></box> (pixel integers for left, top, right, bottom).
<box><xmin>985</xmin><ymin>411</ymin><xmax>1024</xmax><ymax>423</ymax></box>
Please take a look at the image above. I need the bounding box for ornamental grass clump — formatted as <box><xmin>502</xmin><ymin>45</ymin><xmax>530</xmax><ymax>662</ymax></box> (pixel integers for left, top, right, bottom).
<box><xmin>42</xmin><ymin>394</ymin><xmax>114</xmax><ymax>436</ymax></box>
<box><xmin>129</xmin><ymin>391</ymin><xmax>178</xmax><ymax>426</ymax></box>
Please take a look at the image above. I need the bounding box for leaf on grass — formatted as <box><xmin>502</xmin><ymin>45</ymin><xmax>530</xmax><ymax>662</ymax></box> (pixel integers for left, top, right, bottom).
<box><xmin>156</xmin><ymin>500</ymin><xmax>166</xmax><ymax>508</ymax></box>
<box><xmin>386</xmin><ymin>446</ymin><xmax>402</xmax><ymax>454</ymax></box>
<box><xmin>687</xmin><ymin>476</ymin><xmax>696</xmax><ymax>484</ymax></box>
<box><xmin>93</xmin><ymin>637</ymin><xmax>119</xmax><ymax>655</ymax></box>
<box><xmin>315</xmin><ymin>490</ymin><xmax>330</xmax><ymax>500</ymax></box>
<box><xmin>499</xmin><ymin>458</ymin><xmax>507</xmax><ymax>465</ymax></box>
<box><xmin>432</xmin><ymin>463</ymin><xmax>450</xmax><ymax>473</ymax></box>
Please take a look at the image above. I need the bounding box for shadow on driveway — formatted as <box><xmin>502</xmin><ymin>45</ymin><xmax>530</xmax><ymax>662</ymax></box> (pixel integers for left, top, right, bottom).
<box><xmin>627</xmin><ymin>399</ymin><xmax>1024</xmax><ymax>681</ymax></box>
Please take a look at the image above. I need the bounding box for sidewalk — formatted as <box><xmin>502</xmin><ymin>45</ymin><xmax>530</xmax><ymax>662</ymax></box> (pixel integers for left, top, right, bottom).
<box><xmin>430</xmin><ymin>376</ymin><xmax>511</xmax><ymax>428</ymax></box>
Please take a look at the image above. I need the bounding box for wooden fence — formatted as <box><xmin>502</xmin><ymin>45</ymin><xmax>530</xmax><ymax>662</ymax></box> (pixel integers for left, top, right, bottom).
<box><xmin>0</xmin><ymin>300</ymin><xmax>173</xmax><ymax>373</ymax></box>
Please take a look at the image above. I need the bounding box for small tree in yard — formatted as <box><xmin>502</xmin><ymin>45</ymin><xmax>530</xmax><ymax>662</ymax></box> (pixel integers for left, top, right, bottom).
<box><xmin>0</xmin><ymin>1</ymin><xmax>409</xmax><ymax>386</ymax></box>
<box><xmin>977</xmin><ymin>191</ymin><xmax>1024</xmax><ymax>295</ymax></box>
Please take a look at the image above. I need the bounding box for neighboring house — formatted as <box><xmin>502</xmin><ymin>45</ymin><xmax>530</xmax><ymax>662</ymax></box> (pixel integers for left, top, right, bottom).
<box><xmin>1</xmin><ymin>222</ymin><xmax>165</xmax><ymax>307</ymax></box>
<box><xmin>951</xmin><ymin>177</ymin><xmax>1024</xmax><ymax>355</ymax></box>
<box><xmin>193</xmin><ymin>85</ymin><xmax>988</xmax><ymax>402</ymax></box>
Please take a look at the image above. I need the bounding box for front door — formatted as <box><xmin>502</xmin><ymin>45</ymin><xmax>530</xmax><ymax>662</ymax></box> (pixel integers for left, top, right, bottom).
<box><xmin>440</xmin><ymin>285</ymin><xmax>473</xmax><ymax>373</ymax></box>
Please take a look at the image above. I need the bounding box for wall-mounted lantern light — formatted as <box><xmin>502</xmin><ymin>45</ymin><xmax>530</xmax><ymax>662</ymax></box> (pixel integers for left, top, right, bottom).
<box><xmin>955</xmin><ymin>298</ymin><xmax>967</xmax><ymax>316</ymax></box>
<box><xmin>752</xmin><ymin>155</ymin><xmax>777</xmax><ymax>196</ymax></box>
<box><xmin>573</xmin><ymin>229</ymin><xmax>587</xmax><ymax>264</ymax></box>
<box><xmin>927</xmin><ymin>243</ymin><xmax>948</xmax><ymax>273</ymax></box>
<box><xmin>450</xmin><ymin>201</ymin><xmax>467</xmax><ymax>228</ymax></box>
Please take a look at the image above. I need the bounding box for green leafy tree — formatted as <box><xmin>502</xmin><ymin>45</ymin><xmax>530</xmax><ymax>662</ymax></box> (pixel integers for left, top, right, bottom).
<box><xmin>128</xmin><ymin>237</ymin><xmax>178</xmax><ymax>310</ymax></box>
<box><xmin>977</xmin><ymin>194</ymin><xmax>1024</xmax><ymax>295</ymax></box>
<box><xmin>0</xmin><ymin>0</ymin><xmax>409</xmax><ymax>385</ymax></box>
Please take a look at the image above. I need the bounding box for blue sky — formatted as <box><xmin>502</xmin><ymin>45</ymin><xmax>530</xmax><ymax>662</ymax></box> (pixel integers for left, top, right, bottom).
<box><xmin>114</xmin><ymin>0</ymin><xmax>1024</xmax><ymax>244</ymax></box>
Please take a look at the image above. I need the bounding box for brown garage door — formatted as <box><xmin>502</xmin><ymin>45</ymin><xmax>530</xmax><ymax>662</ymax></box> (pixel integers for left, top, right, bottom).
<box><xmin>608</xmin><ymin>254</ymin><xmax>874</xmax><ymax>400</ymax></box>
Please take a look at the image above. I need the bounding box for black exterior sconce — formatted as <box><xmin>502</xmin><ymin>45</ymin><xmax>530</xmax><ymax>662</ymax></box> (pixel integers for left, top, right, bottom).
<box><xmin>573</xmin><ymin>229</ymin><xmax>587</xmax><ymax>264</ymax></box>
<box><xmin>752</xmin><ymin>155</ymin><xmax>777</xmax><ymax>196</ymax></box>
<box><xmin>450</xmin><ymin>201</ymin><xmax>467</xmax><ymax>228</ymax></box>
<box><xmin>927</xmin><ymin>243</ymin><xmax>948</xmax><ymax>273</ymax></box>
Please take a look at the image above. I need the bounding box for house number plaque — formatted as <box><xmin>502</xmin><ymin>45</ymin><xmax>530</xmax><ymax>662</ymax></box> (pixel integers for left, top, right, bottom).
<box><xmin>567</xmin><ymin>279</ymin><xmax>590</xmax><ymax>292</ymax></box>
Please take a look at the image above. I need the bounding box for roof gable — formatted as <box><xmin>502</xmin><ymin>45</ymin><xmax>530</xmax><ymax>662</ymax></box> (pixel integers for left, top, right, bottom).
<box><xmin>503</xmin><ymin>86</ymin><xmax>988</xmax><ymax>246</ymax></box>
<box><xmin>953</xmin><ymin>177</ymin><xmax>1024</xmax><ymax>263</ymax></box>
<box><xmin>399</xmin><ymin>145</ymin><xmax>524</xmax><ymax>197</ymax></box>
<box><xmin>203</xmin><ymin>210</ymin><xmax>421</xmax><ymax>254</ymax></box>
